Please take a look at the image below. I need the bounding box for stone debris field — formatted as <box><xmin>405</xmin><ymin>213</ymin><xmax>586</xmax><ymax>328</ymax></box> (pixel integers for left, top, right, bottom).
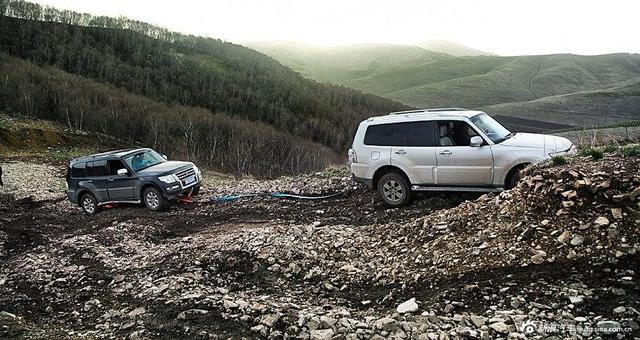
<box><xmin>0</xmin><ymin>155</ymin><xmax>639</xmax><ymax>339</ymax></box>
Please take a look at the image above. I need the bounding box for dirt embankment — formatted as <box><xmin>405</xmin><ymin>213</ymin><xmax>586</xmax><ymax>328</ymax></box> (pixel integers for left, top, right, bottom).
<box><xmin>0</xmin><ymin>155</ymin><xmax>639</xmax><ymax>339</ymax></box>
<box><xmin>0</xmin><ymin>114</ymin><xmax>123</xmax><ymax>160</ymax></box>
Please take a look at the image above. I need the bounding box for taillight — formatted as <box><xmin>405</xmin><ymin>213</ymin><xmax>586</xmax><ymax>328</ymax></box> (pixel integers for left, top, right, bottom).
<box><xmin>348</xmin><ymin>149</ymin><xmax>357</xmax><ymax>164</ymax></box>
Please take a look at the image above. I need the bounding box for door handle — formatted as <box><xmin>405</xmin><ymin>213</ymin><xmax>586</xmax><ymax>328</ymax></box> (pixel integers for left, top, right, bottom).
<box><xmin>439</xmin><ymin>150</ymin><xmax>452</xmax><ymax>155</ymax></box>
<box><xmin>108</xmin><ymin>178</ymin><xmax>115</xmax><ymax>182</ymax></box>
<box><xmin>394</xmin><ymin>150</ymin><xmax>406</xmax><ymax>155</ymax></box>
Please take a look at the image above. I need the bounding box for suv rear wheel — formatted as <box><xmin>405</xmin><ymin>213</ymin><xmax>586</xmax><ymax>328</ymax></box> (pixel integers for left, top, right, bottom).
<box><xmin>143</xmin><ymin>187</ymin><xmax>168</xmax><ymax>211</ymax></box>
<box><xmin>80</xmin><ymin>193</ymin><xmax>100</xmax><ymax>215</ymax></box>
<box><xmin>378</xmin><ymin>172</ymin><xmax>412</xmax><ymax>207</ymax></box>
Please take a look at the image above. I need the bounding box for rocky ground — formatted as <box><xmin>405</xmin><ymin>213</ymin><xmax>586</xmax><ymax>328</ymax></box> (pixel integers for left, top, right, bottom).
<box><xmin>0</xmin><ymin>154</ymin><xmax>639</xmax><ymax>339</ymax></box>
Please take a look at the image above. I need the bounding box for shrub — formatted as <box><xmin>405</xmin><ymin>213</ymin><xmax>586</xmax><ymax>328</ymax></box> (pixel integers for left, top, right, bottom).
<box><xmin>602</xmin><ymin>144</ymin><xmax>619</xmax><ymax>153</ymax></box>
<box><xmin>579</xmin><ymin>147</ymin><xmax>604</xmax><ymax>160</ymax></box>
<box><xmin>551</xmin><ymin>155</ymin><xmax>567</xmax><ymax>166</ymax></box>
<box><xmin>621</xmin><ymin>144</ymin><xmax>640</xmax><ymax>157</ymax></box>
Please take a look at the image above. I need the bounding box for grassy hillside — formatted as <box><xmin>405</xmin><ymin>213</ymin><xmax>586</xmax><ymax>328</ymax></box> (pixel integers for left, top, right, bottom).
<box><xmin>250</xmin><ymin>41</ymin><xmax>640</xmax><ymax>131</ymax></box>
<box><xmin>480</xmin><ymin>78</ymin><xmax>640</xmax><ymax>128</ymax></box>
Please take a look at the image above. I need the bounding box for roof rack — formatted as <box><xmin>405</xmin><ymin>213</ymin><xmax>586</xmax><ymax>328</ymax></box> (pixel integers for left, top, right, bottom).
<box><xmin>389</xmin><ymin>108</ymin><xmax>469</xmax><ymax>115</ymax></box>
<box><xmin>73</xmin><ymin>148</ymin><xmax>140</xmax><ymax>162</ymax></box>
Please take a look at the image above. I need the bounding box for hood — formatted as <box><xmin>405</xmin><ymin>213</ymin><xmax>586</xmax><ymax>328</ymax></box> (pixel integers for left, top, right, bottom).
<box><xmin>499</xmin><ymin>133</ymin><xmax>572</xmax><ymax>152</ymax></box>
<box><xmin>136</xmin><ymin>161</ymin><xmax>192</xmax><ymax>175</ymax></box>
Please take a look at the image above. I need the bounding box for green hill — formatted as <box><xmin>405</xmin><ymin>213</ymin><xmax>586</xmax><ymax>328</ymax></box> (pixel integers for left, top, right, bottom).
<box><xmin>480</xmin><ymin>78</ymin><xmax>640</xmax><ymax>130</ymax></box>
<box><xmin>0</xmin><ymin>1</ymin><xmax>408</xmax><ymax>176</ymax></box>
<box><xmin>246</xmin><ymin>41</ymin><xmax>452</xmax><ymax>84</ymax></box>
<box><xmin>250</xmin><ymin>41</ymin><xmax>640</xmax><ymax>131</ymax></box>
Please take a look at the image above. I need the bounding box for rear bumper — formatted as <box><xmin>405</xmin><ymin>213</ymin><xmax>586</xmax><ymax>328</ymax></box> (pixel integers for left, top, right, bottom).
<box><xmin>352</xmin><ymin>175</ymin><xmax>373</xmax><ymax>189</ymax></box>
<box><xmin>67</xmin><ymin>190</ymin><xmax>78</xmax><ymax>204</ymax></box>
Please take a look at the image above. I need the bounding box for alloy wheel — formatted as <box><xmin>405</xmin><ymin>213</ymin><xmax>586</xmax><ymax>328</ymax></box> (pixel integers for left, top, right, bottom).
<box><xmin>146</xmin><ymin>191</ymin><xmax>159</xmax><ymax>209</ymax></box>
<box><xmin>82</xmin><ymin>196</ymin><xmax>95</xmax><ymax>214</ymax></box>
<box><xmin>382</xmin><ymin>180</ymin><xmax>404</xmax><ymax>202</ymax></box>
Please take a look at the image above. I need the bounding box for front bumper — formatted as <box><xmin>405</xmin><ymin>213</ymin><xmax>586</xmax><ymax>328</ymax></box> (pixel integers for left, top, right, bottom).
<box><xmin>163</xmin><ymin>180</ymin><xmax>200</xmax><ymax>198</ymax></box>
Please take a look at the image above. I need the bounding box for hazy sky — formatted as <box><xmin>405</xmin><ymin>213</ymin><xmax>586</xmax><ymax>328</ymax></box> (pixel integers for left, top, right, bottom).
<box><xmin>31</xmin><ymin>0</ymin><xmax>640</xmax><ymax>56</ymax></box>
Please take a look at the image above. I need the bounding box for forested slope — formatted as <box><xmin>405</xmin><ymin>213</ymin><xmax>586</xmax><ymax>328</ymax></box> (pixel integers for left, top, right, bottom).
<box><xmin>0</xmin><ymin>0</ymin><xmax>407</xmax><ymax>176</ymax></box>
<box><xmin>0</xmin><ymin>53</ymin><xmax>339</xmax><ymax>177</ymax></box>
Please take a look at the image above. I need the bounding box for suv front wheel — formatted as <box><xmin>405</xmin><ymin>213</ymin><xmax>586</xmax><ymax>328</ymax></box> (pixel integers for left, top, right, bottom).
<box><xmin>143</xmin><ymin>187</ymin><xmax>168</xmax><ymax>211</ymax></box>
<box><xmin>378</xmin><ymin>173</ymin><xmax>412</xmax><ymax>207</ymax></box>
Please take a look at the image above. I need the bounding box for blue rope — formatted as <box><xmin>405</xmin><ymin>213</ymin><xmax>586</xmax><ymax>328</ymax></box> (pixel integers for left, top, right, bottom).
<box><xmin>211</xmin><ymin>193</ymin><xmax>260</xmax><ymax>202</ymax></box>
<box><xmin>269</xmin><ymin>192</ymin><xmax>345</xmax><ymax>200</ymax></box>
<box><xmin>211</xmin><ymin>191</ymin><xmax>346</xmax><ymax>202</ymax></box>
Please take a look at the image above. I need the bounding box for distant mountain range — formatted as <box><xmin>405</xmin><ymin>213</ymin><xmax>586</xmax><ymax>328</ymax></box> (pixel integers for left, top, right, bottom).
<box><xmin>249</xmin><ymin>41</ymin><xmax>640</xmax><ymax>132</ymax></box>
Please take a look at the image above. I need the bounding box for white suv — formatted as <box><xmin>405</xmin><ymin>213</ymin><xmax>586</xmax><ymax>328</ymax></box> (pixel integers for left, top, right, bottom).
<box><xmin>348</xmin><ymin>108</ymin><xmax>576</xmax><ymax>207</ymax></box>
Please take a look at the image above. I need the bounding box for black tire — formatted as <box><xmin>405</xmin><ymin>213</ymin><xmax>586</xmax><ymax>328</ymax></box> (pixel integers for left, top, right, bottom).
<box><xmin>506</xmin><ymin>167</ymin><xmax>523</xmax><ymax>189</ymax></box>
<box><xmin>377</xmin><ymin>172</ymin><xmax>412</xmax><ymax>207</ymax></box>
<box><xmin>80</xmin><ymin>193</ymin><xmax>100</xmax><ymax>215</ymax></box>
<box><xmin>143</xmin><ymin>187</ymin><xmax>168</xmax><ymax>211</ymax></box>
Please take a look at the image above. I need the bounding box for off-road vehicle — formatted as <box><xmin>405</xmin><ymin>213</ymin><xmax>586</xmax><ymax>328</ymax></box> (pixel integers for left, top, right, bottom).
<box><xmin>348</xmin><ymin>108</ymin><xmax>576</xmax><ymax>207</ymax></box>
<box><xmin>66</xmin><ymin>148</ymin><xmax>202</xmax><ymax>214</ymax></box>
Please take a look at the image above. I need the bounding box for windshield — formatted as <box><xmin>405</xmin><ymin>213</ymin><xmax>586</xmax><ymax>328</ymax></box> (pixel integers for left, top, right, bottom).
<box><xmin>470</xmin><ymin>113</ymin><xmax>512</xmax><ymax>143</ymax></box>
<box><xmin>123</xmin><ymin>149</ymin><xmax>166</xmax><ymax>172</ymax></box>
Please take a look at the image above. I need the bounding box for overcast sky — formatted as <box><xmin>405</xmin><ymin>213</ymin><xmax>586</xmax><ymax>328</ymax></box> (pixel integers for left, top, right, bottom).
<box><xmin>31</xmin><ymin>0</ymin><xmax>640</xmax><ymax>56</ymax></box>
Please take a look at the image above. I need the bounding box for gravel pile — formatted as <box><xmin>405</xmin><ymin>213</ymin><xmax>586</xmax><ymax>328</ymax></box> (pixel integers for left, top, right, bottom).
<box><xmin>0</xmin><ymin>161</ymin><xmax>67</xmax><ymax>202</ymax></box>
<box><xmin>0</xmin><ymin>155</ymin><xmax>638</xmax><ymax>339</ymax></box>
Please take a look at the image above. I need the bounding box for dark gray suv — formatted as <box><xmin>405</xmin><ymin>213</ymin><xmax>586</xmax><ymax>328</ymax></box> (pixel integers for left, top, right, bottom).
<box><xmin>66</xmin><ymin>148</ymin><xmax>202</xmax><ymax>214</ymax></box>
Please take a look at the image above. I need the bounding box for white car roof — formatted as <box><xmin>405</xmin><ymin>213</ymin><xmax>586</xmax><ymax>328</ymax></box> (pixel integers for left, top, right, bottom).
<box><xmin>365</xmin><ymin>108</ymin><xmax>484</xmax><ymax>124</ymax></box>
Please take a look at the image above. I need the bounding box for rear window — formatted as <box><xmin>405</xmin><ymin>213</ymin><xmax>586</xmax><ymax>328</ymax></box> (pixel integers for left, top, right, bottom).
<box><xmin>393</xmin><ymin>121</ymin><xmax>436</xmax><ymax>147</ymax></box>
<box><xmin>71</xmin><ymin>162</ymin><xmax>86</xmax><ymax>178</ymax></box>
<box><xmin>364</xmin><ymin>124</ymin><xmax>393</xmax><ymax>146</ymax></box>
<box><xmin>363</xmin><ymin>121</ymin><xmax>436</xmax><ymax>147</ymax></box>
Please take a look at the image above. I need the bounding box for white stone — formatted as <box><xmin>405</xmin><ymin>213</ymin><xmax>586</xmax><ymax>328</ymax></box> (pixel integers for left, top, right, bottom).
<box><xmin>397</xmin><ymin>298</ymin><xmax>419</xmax><ymax>314</ymax></box>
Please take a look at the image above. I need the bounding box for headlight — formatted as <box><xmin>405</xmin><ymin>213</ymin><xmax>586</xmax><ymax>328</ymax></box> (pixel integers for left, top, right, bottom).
<box><xmin>194</xmin><ymin>165</ymin><xmax>202</xmax><ymax>179</ymax></box>
<box><xmin>549</xmin><ymin>144</ymin><xmax>575</xmax><ymax>157</ymax></box>
<box><xmin>159</xmin><ymin>174</ymin><xmax>178</xmax><ymax>184</ymax></box>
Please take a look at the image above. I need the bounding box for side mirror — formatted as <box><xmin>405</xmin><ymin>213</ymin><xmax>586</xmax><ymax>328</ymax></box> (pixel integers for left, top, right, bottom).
<box><xmin>117</xmin><ymin>168</ymin><xmax>129</xmax><ymax>176</ymax></box>
<box><xmin>470</xmin><ymin>136</ymin><xmax>483</xmax><ymax>147</ymax></box>
<box><xmin>162</xmin><ymin>154</ymin><xmax>168</xmax><ymax>160</ymax></box>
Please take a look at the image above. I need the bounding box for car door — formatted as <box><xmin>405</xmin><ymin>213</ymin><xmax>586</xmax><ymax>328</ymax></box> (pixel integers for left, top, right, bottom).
<box><xmin>434</xmin><ymin>120</ymin><xmax>494</xmax><ymax>186</ymax></box>
<box><xmin>106</xmin><ymin>159</ymin><xmax>137</xmax><ymax>201</ymax></box>
<box><xmin>390</xmin><ymin>121</ymin><xmax>437</xmax><ymax>184</ymax></box>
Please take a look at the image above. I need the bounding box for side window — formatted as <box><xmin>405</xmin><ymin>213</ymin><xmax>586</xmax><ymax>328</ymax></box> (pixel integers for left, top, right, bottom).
<box><xmin>91</xmin><ymin>160</ymin><xmax>107</xmax><ymax>177</ymax></box>
<box><xmin>71</xmin><ymin>162</ymin><xmax>86</xmax><ymax>178</ymax></box>
<box><xmin>107</xmin><ymin>160</ymin><xmax>127</xmax><ymax>176</ymax></box>
<box><xmin>437</xmin><ymin>121</ymin><xmax>480</xmax><ymax>146</ymax></box>
<box><xmin>364</xmin><ymin>124</ymin><xmax>393</xmax><ymax>146</ymax></box>
<box><xmin>393</xmin><ymin>121</ymin><xmax>436</xmax><ymax>147</ymax></box>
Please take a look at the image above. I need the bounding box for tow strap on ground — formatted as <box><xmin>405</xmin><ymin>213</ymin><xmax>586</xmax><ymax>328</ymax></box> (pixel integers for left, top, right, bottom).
<box><xmin>211</xmin><ymin>191</ymin><xmax>347</xmax><ymax>203</ymax></box>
